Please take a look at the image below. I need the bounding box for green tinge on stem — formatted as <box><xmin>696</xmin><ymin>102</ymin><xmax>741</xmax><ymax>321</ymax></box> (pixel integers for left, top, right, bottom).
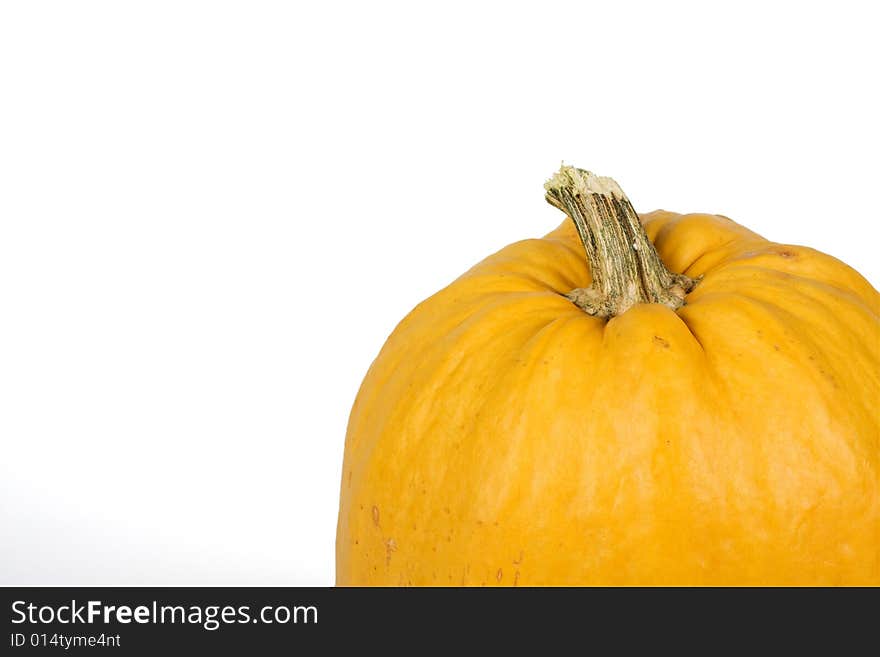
<box><xmin>545</xmin><ymin>165</ymin><xmax>697</xmax><ymax>318</ymax></box>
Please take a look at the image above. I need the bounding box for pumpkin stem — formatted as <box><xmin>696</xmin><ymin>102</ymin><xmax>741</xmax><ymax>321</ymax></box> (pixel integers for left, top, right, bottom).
<box><xmin>544</xmin><ymin>165</ymin><xmax>698</xmax><ymax>317</ymax></box>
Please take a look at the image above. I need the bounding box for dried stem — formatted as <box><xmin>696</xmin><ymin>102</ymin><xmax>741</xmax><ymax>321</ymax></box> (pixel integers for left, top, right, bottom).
<box><xmin>545</xmin><ymin>165</ymin><xmax>697</xmax><ymax>317</ymax></box>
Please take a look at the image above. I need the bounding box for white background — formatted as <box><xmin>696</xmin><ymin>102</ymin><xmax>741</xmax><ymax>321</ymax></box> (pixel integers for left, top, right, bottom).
<box><xmin>1</xmin><ymin>1</ymin><xmax>878</xmax><ymax>585</ymax></box>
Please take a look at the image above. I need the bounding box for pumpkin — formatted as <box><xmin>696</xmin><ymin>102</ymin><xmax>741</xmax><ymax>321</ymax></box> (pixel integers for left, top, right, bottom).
<box><xmin>336</xmin><ymin>166</ymin><xmax>880</xmax><ymax>585</ymax></box>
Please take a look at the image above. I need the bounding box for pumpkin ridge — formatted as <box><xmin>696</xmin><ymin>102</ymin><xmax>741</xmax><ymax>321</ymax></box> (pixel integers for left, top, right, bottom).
<box><xmin>697</xmin><ymin>262</ymin><xmax>880</xmax><ymax>320</ymax></box>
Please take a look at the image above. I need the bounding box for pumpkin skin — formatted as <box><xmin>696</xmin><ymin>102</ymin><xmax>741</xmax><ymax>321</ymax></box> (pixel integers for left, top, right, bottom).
<box><xmin>336</xmin><ymin>210</ymin><xmax>880</xmax><ymax>586</ymax></box>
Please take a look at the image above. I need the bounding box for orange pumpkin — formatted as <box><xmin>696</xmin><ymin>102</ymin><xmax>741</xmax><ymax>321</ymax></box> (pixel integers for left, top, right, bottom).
<box><xmin>336</xmin><ymin>166</ymin><xmax>880</xmax><ymax>585</ymax></box>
